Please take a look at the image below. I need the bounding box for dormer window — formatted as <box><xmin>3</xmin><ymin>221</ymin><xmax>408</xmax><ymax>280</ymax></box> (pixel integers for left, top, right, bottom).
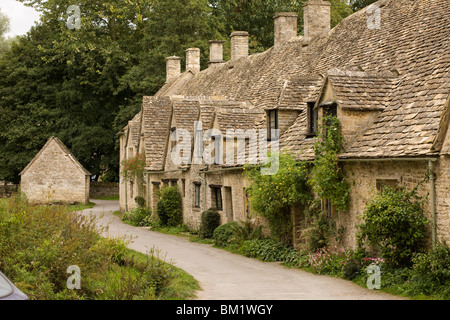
<box><xmin>267</xmin><ymin>109</ymin><xmax>279</xmax><ymax>141</ymax></box>
<box><xmin>307</xmin><ymin>102</ymin><xmax>318</xmax><ymax>137</ymax></box>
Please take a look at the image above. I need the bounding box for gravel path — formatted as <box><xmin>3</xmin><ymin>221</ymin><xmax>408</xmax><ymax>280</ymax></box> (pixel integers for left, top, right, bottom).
<box><xmin>80</xmin><ymin>200</ymin><xmax>404</xmax><ymax>300</ymax></box>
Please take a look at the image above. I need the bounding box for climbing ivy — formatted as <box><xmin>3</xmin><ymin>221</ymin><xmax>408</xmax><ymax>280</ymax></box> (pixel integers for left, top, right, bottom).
<box><xmin>245</xmin><ymin>115</ymin><xmax>350</xmax><ymax>247</ymax></box>
<box><xmin>309</xmin><ymin>115</ymin><xmax>350</xmax><ymax>212</ymax></box>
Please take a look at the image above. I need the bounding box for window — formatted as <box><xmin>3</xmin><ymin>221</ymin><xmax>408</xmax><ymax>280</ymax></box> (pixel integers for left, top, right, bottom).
<box><xmin>307</xmin><ymin>102</ymin><xmax>318</xmax><ymax>136</ymax></box>
<box><xmin>211</xmin><ymin>186</ymin><xmax>223</xmax><ymax>211</ymax></box>
<box><xmin>323</xmin><ymin>199</ymin><xmax>336</xmax><ymax>219</ymax></box>
<box><xmin>376</xmin><ymin>179</ymin><xmax>399</xmax><ymax>193</ymax></box>
<box><xmin>170</xmin><ymin>127</ymin><xmax>177</xmax><ymax>151</ymax></box>
<box><xmin>194</xmin><ymin>183</ymin><xmax>201</xmax><ymax>208</ymax></box>
<box><xmin>267</xmin><ymin>109</ymin><xmax>279</xmax><ymax>141</ymax></box>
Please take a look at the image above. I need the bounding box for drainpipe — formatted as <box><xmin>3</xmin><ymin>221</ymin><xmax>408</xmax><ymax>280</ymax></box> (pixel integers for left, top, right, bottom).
<box><xmin>124</xmin><ymin>179</ymin><xmax>128</xmax><ymax>212</ymax></box>
<box><xmin>428</xmin><ymin>160</ymin><xmax>437</xmax><ymax>247</ymax></box>
<box><xmin>146</xmin><ymin>173</ymin><xmax>150</xmax><ymax>210</ymax></box>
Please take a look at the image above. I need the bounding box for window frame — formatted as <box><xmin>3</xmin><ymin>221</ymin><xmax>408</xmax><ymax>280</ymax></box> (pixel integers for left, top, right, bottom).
<box><xmin>194</xmin><ymin>183</ymin><xmax>201</xmax><ymax>208</ymax></box>
<box><xmin>267</xmin><ymin>109</ymin><xmax>279</xmax><ymax>141</ymax></box>
<box><xmin>210</xmin><ymin>186</ymin><xmax>223</xmax><ymax>211</ymax></box>
<box><xmin>307</xmin><ymin>102</ymin><xmax>319</xmax><ymax>137</ymax></box>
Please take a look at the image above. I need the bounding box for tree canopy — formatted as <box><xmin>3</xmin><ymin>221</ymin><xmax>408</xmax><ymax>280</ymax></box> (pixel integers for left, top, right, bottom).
<box><xmin>0</xmin><ymin>0</ymin><xmax>356</xmax><ymax>183</ymax></box>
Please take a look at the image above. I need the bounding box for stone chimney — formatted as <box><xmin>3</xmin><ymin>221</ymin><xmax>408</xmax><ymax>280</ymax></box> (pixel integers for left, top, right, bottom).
<box><xmin>303</xmin><ymin>0</ymin><xmax>331</xmax><ymax>43</ymax></box>
<box><xmin>166</xmin><ymin>56</ymin><xmax>181</xmax><ymax>83</ymax></box>
<box><xmin>230</xmin><ymin>31</ymin><xmax>249</xmax><ymax>61</ymax></box>
<box><xmin>208</xmin><ymin>40</ymin><xmax>225</xmax><ymax>66</ymax></box>
<box><xmin>273</xmin><ymin>12</ymin><xmax>298</xmax><ymax>47</ymax></box>
<box><xmin>186</xmin><ymin>48</ymin><xmax>201</xmax><ymax>74</ymax></box>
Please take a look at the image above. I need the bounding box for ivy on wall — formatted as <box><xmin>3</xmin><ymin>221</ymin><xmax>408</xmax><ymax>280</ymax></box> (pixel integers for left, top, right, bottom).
<box><xmin>245</xmin><ymin>115</ymin><xmax>350</xmax><ymax>246</ymax></box>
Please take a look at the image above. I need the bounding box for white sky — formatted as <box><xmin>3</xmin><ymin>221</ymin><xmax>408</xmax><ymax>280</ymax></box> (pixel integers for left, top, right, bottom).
<box><xmin>0</xmin><ymin>0</ymin><xmax>41</xmax><ymax>38</ymax></box>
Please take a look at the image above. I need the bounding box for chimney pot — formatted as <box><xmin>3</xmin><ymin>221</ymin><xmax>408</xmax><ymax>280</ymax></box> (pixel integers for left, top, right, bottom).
<box><xmin>186</xmin><ymin>48</ymin><xmax>201</xmax><ymax>73</ymax></box>
<box><xmin>273</xmin><ymin>12</ymin><xmax>298</xmax><ymax>47</ymax></box>
<box><xmin>208</xmin><ymin>40</ymin><xmax>225</xmax><ymax>66</ymax></box>
<box><xmin>166</xmin><ymin>56</ymin><xmax>181</xmax><ymax>83</ymax></box>
<box><xmin>230</xmin><ymin>31</ymin><xmax>249</xmax><ymax>61</ymax></box>
<box><xmin>303</xmin><ymin>0</ymin><xmax>331</xmax><ymax>43</ymax></box>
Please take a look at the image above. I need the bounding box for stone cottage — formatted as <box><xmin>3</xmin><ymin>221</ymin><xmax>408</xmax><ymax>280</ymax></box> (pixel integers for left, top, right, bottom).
<box><xmin>20</xmin><ymin>137</ymin><xmax>91</xmax><ymax>205</ymax></box>
<box><xmin>120</xmin><ymin>0</ymin><xmax>450</xmax><ymax>248</ymax></box>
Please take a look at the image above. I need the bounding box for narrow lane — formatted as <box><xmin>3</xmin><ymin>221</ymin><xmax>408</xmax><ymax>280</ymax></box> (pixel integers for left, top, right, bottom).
<box><xmin>81</xmin><ymin>200</ymin><xmax>403</xmax><ymax>300</ymax></box>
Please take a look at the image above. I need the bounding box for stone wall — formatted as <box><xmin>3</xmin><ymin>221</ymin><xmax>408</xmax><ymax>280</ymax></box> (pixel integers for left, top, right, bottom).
<box><xmin>90</xmin><ymin>182</ymin><xmax>119</xmax><ymax>199</ymax></box>
<box><xmin>0</xmin><ymin>184</ymin><xmax>19</xmax><ymax>198</ymax></box>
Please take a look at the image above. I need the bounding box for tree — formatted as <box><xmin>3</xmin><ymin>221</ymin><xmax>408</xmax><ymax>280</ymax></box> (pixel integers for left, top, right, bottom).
<box><xmin>349</xmin><ymin>0</ymin><xmax>378</xmax><ymax>11</ymax></box>
<box><xmin>209</xmin><ymin>0</ymin><xmax>353</xmax><ymax>52</ymax></box>
<box><xmin>0</xmin><ymin>9</ymin><xmax>11</xmax><ymax>55</ymax></box>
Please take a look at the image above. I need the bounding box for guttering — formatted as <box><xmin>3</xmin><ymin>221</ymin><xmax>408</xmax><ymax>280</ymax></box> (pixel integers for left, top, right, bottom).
<box><xmin>338</xmin><ymin>157</ymin><xmax>439</xmax><ymax>163</ymax></box>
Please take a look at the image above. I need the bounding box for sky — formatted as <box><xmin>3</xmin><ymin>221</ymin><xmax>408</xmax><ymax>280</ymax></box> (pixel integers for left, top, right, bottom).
<box><xmin>0</xmin><ymin>0</ymin><xmax>41</xmax><ymax>38</ymax></box>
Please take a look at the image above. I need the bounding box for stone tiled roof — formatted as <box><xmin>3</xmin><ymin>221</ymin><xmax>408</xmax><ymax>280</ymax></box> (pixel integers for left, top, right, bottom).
<box><xmin>151</xmin><ymin>0</ymin><xmax>450</xmax><ymax>160</ymax></box>
<box><xmin>140</xmin><ymin>96</ymin><xmax>262</xmax><ymax>171</ymax></box>
<box><xmin>326</xmin><ymin>69</ymin><xmax>398</xmax><ymax>111</ymax></box>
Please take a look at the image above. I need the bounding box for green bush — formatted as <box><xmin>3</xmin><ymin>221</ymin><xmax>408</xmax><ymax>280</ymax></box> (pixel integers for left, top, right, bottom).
<box><xmin>213</xmin><ymin>221</ymin><xmax>240</xmax><ymax>247</ymax></box>
<box><xmin>157</xmin><ymin>186</ymin><xmax>182</xmax><ymax>227</ymax></box>
<box><xmin>199</xmin><ymin>208</ymin><xmax>221</xmax><ymax>239</ymax></box>
<box><xmin>135</xmin><ymin>196</ymin><xmax>146</xmax><ymax>208</ymax></box>
<box><xmin>239</xmin><ymin>238</ymin><xmax>296</xmax><ymax>262</ymax></box>
<box><xmin>357</xmin><ymin>186</ymin><xmax>429</xmax><ymax>267</ymax></box>
<box><xmin>122</xmin><ymin>207</ymin><xmax>152</xmax><ymax>227</ymax></box>
<box><xmin>0</xmin><ymin>194</ymin><xmax>188</xmax><ymax>300</ymax></box>
<box><xmin>213</xmin><ymin>220</ymin><xmax>263</xmax><ymax>247</ymax></box>
<box><xmin>409</xmin><ymin>243</ymin><xmax>450</xmax><ymax>299</ymax></box>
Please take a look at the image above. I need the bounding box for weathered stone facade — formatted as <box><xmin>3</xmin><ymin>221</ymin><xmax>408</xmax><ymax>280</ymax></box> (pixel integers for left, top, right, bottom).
<box><xmin>120</xmin><ymin>0</ymin><xmax>450</xmax><ymax>247</ymax></box>
<box><xmin>20</xmin><ymin>137</ymin><xmax>91</xmax><ymax>205</ymax></box>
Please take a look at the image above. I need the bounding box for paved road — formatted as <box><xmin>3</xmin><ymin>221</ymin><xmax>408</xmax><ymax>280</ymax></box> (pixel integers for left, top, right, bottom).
<box><xmin>80</xmin><ymin>200</ymin><xmax>403</xmax><ymax>300</ymax></box>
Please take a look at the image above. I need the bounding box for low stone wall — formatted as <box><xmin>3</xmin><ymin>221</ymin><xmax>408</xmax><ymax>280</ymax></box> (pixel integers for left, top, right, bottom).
<box><xmin>0</xmin><ymin>184</ymin><xmax>19</xmax><ymax>198</ymax></box>
<box><xmin>90</xmin><ymin>182</ymin><xmax>119</xmax><ymax>199</ymax></box>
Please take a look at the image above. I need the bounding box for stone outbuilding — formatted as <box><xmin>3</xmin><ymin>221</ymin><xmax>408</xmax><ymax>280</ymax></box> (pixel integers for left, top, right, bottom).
<box><xmin>20</xmin><ymin>137</ymin><xmax>91</xmax><ymax>205</ymax></box>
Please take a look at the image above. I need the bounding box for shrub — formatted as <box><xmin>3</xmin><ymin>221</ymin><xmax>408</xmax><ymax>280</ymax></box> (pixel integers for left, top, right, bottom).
<box><xmin>213</xmin><ymin>221</ymin><xmax>240</xmax><ymax>247</ymax></box>
<box><xmin>409</xmin><ymin>243</ymin><xmax>450</xmax><ymax>299</ymax></box>
<box><xmin>157</xmin><ymin>186</ymin><xmax>182</xmax><ymax>227</ymax></box>
<box><xmin>135</xmin><ymin>196</ymin><xmax>146</xmax><ymax>208</ymax></box>
<box><xmin>199</xmin><ymin>208</ymin><xmax>221</xmax><ymax>239</ymax></box>
<box><xmin>357</xmin><ymin>186</ymin><xmax>429</xmax><ymax>267</ymax></box>
<box><xmin>213</xmin><ymin>220</ymin><xmax>263</xmax><ymax>247</ymax></box>
<box><xmin>239</xmin><ymin>238</ymin><xmax>296</xmax><ymax>262</ymax></box>
<box><xmin>122</xmin><ymin>207</ymin><xmax>152</xmax><ymax>227</ymax></box>
<box><xmin>308</xmin><ymin>245</ymin><xmax>350</xmax><ymax>276</ymax></box>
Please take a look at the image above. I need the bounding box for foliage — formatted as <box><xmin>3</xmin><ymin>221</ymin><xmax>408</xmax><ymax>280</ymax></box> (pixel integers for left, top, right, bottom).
<box><xmin>199</xmin><ymin>208</ymin><xmax>221</xmax><ymax>239</ymax></box>
<box><xmin>245</xmin><ymin>153</ymin><xmax>312</xmax><ymax>245</ymax></box>
<box><xmin>213</xmin><ymin>221</ymin><xmax>240</xmax><ymax>247</ymax></box>
<box><xmin>349</xmin><ymin>0</ymin><xmax>378</xmax><ymax>11</ymax></box>
<box><xmin>309</xmin><ymin>115</ymin><xmax>350</xmax><ymax>212</ymax></box>
<box><xmin>157</xmin><ymin>186</ymin><xmax>183</xmax><ymax>227</ymax></box>
<box><xmin>213</xmin><ymin>220</ymin><xmax>263</xmax><ymax>247</ymax></box>
<box><xmin>308</xmin><ymin>245</ymin><xmax>350</xmax><ymax>276</ymax></box>
<box><xmin>357</xmin><ymin>186</ymin><xmax>429</xmax><ymax>267</ymax></box>
<box><xmin>408</xmin><ymin>243</ymin><xmax>450</xmax><ymax>299</ymax></box>
<box><xmin>121</xmin><ymin>153</ymin><xmax>146</xmax><ymax>181</ymax></box>
<box><xmin>0</xmin><ymin>194</ymin><xmax>196</xmax><ymax>300</ymax></box>
<box><xmin>302</xmin><ymin>206</ymin><xmax>340</xmax><ymax>252</ymax></box>
<box><xmin>209</xmin><ymin>0</ymin><xmax>353</xmax><ymax>52</ymax></box>
<box><xmin>239</xmin><ymin>238</ymin><xmax>297</xmax><ymax>262</ymax></box>
<box><xmin>122</xmin><ymin>207</ymin><xmax>152</xmax><ymax>227</ymax></box>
